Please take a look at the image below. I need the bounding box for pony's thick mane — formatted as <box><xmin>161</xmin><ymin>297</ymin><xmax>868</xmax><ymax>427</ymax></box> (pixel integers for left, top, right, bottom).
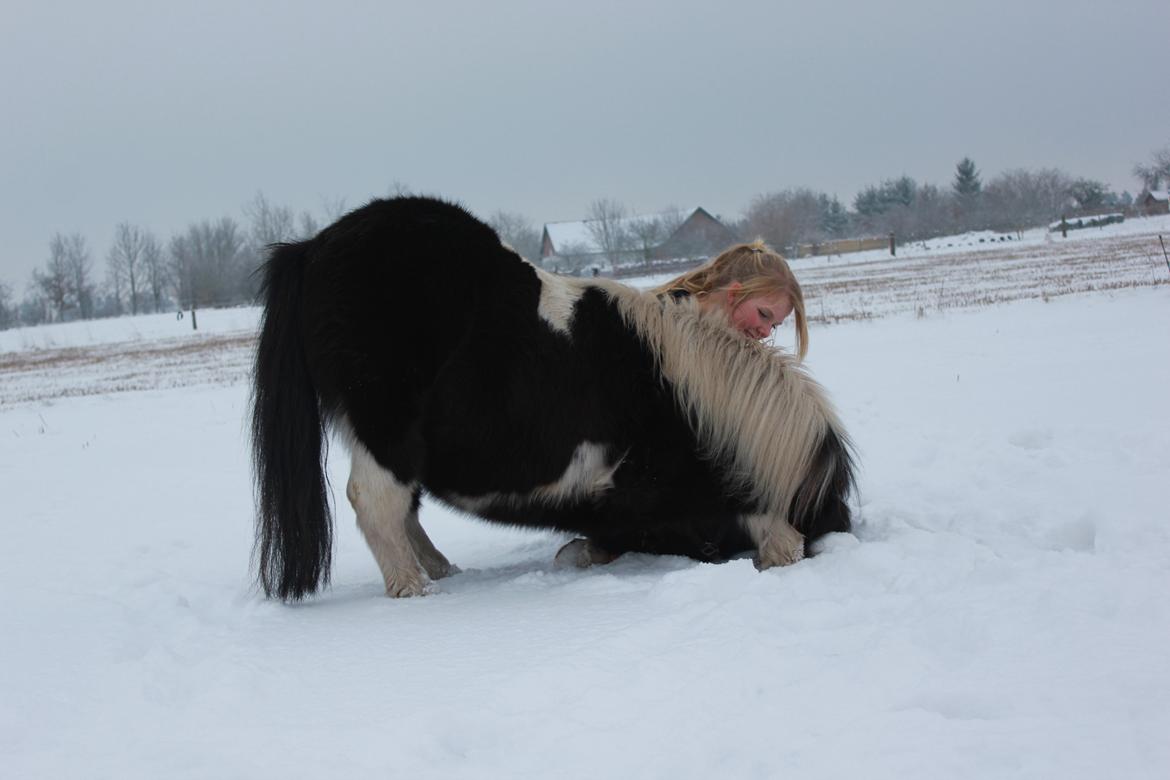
<box><xmin>591</xmin><ymin>278</ymin><xmax>847</xmax><ymax>523</ymax></box>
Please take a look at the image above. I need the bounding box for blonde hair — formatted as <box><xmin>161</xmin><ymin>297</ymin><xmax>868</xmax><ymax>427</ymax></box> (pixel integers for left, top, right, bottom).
<box><xmin>653</xmin><ymin>240</ymin><xmax>810</xmax><ymax>359</ymax></box>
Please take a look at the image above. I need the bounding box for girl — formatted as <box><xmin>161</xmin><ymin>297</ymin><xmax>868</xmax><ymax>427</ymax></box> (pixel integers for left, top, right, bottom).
<box><xmin>652</xmin><ymin>239</ymin><xmax>809</xmax><ymax>358</ymax></box>
<box><xmin>556</xmin><ymin>240</ymin><xmax>816</xmax><ymax>569</ymax></box>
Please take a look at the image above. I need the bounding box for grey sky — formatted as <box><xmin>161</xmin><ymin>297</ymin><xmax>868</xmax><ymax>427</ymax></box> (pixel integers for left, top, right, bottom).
<box><xmin>3</xmin><ymin>0</ymin><xmax>1167</xmax><ymax>291</ymax></box>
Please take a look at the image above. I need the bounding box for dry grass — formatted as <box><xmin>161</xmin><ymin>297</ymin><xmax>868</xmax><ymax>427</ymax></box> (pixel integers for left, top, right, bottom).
<box><xmin>798</xmin><ymin>231</ymin><xmax>1169</xmax><ymax>322</ymax></box>
<box><xmin>0</xmin><ymin>333</ymin><xmax>255</xmax><ymax>406</ymax></box>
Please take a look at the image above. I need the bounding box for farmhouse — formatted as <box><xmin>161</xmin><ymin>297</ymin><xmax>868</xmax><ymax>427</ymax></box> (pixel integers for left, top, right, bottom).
<box><xmin>1139</xmin><ymin>189</ymin><xmax>1169</xmax><ymax>216</ymax></box>
<box><xmin>541</xmin><ymin>207</ymin><xmax>735</xmax><ymax>271</ymax></box>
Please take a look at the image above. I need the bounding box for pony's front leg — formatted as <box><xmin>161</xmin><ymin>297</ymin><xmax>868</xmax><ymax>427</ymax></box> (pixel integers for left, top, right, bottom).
<box><xmin>742</xmin><ymin>514</ymin><xmax>806</xmax><ymax>571</ymax></box>
<box><xmin>347</xmin><ymin>446</ymin><xmax>429</xmax><ymax>597</ymax></box>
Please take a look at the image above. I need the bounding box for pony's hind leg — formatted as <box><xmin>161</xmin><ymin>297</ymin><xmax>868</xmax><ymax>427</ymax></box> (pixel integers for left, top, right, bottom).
<box><xmin>405</xmin><ymin>502</ymin><xmax>458</xmax><ymax>580</ymax></box>
<box><xmin>347</xmin><ymin>444</ymin><xmax>429</xmax><ymax>597</ymax></box>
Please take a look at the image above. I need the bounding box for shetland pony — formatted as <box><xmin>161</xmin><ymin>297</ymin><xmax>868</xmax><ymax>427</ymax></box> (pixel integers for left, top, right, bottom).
<box><xmin>252</xmin><ymin>196</ymin><xmax>854</xmax><ymax>600</ymax></box>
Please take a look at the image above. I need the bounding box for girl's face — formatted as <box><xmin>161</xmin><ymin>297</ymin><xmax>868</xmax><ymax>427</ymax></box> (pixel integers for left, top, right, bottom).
<box><xmin>723</xmin><ymin>283</ymin><xmax>793</xmax><ymax>341</ymax></box>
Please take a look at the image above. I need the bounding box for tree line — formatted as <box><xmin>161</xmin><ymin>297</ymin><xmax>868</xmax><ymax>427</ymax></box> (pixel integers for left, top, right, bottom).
<box><xmin>1</xmin><ymin>144</ymin><xmax>1167</xmax><ymax>330</ymax></box>
<box><xmin>719</xmin><ymin>153</ymin><xmax>1152</xmax><ymax>260</ymax></box>
<box><xmin>502</xmin><ymin>145</ymin><xmax>1168</xmax><ymax>273</ymax></box>
<box><xmin>0</xmin><ymin>193</ymin><xmax>342</xmax><ymax>329</ymax></box>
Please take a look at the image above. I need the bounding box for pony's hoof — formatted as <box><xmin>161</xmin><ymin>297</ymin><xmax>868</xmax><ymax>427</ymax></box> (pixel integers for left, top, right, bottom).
<box><xmin>554</xmin><ymin>538</ymin><xmax>616</xmax><ymax>569</ymax></box>
<box><xmin>754</xmin><ymin>542</ymin><xmax>805</xmax><ymax>571</ymax></box>
<box><xmin>384</xmin><ymin>573</ymin><xmax>429</xmax><ymax>597</ymax></box>
<box><xmin>421</xmin><ymin>559</ymin><xmax>460</xmax><ymax>580</ymax></box>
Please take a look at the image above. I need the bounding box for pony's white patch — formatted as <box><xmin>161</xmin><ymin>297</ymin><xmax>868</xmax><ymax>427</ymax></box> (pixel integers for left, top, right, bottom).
<box><xmin>331</xmin><ymin>413</ymin><xmax>360</xmax><ymax>453</ymax></box>
<box><xmin>346</xmin><ymin>441</ymin><xmax>429</xmax><ymax>597</ymax></box>
<box><xmin>447</xmin><ymin>441</ymin><xmax>620</xmax><ymax>513</ymax></box>
<box><xmin>533</xmin><ymin>266</ymin><xmax>586</xmax><ymax>335</ymax></box>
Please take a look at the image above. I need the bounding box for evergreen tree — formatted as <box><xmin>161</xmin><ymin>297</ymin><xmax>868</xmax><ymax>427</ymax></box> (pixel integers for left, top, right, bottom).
<box><xmin>882</xmin><ymin>176</ymin><xmax>916</xmax><ymax>208</ymax></box>
<box><xmin>819</xmin><ymin>195</ymin><xmax>848</xmax><ymax>237</ymax></box>
<box><xmin>0</xmin><ymin>282</ymin><xmax>14</xmax><ymax>329</ymax></box>
<box><xmin>853</xmin><ymin>185</ymin><xmax>885</xmax><ymax>217</ymax></box>
<box><xmin>953</xmin><ymin>157</ymin><xmax>982</xmax><ymax>197</ymax></box>
<box><xmin>1133</xmin><ymin>144</ymin><xmax>1170</xmax><ymax>190</ymax></box>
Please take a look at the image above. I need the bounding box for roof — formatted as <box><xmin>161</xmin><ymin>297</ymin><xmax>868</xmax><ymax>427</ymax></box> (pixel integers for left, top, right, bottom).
<box><xmin>1144</xmin><ymin>189</ymin><xmax>1169</xmax><ymax>202</ymax></box>
<box><xmin>543</xmin><ymin>208</ymin><xmax>700</xmax><ymax>255</ymax></box>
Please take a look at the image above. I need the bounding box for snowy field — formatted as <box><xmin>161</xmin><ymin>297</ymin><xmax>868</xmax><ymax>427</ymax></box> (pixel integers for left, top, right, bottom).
<box><xmin>2</xmin><ymin>222</ymin><xmax>1170</xmax><ymax>778</ymax></box>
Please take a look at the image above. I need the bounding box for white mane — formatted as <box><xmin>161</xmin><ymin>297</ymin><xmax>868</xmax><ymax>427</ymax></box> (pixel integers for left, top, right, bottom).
<box><xmin>595</xmin><ymin>279</ymin><xmax>846</xmax><ymax>522</ymax></box>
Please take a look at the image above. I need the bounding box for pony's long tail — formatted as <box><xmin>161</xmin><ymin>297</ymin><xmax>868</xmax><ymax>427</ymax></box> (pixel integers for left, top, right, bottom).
<box><xmin>251</xmin><ymin>242</ymin><xmax>332</xmax><ymax>600</ymax></box>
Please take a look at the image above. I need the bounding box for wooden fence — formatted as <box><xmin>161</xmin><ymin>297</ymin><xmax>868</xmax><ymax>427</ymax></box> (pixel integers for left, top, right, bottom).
<box><xmin>794</xmin><ymin>236</ymin><xmax>892</xmax><ymax>258</ymax></box>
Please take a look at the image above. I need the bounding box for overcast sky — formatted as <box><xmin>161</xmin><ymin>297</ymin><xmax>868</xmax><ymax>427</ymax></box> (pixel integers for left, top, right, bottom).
<box><xmin>3</xmin><ymin>0</ymin><xmax>1167</xmax><ymax>291</ymax></box>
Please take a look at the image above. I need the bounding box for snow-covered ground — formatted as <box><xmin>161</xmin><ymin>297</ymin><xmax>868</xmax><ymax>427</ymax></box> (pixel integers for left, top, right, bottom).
<box><xmin>0</xmin><ymin>305</ymin><xmax>260</xmax><ymax>353</ymax></box>
<box><xmin>798</xmin><ymin>210</ymin><xmax>1170</xmax><ymax>265</ymax></box>
<box><xmin>2</xmin><ymin>228</ymin><xmax>1170</xmax><ymax>777</ymax></box>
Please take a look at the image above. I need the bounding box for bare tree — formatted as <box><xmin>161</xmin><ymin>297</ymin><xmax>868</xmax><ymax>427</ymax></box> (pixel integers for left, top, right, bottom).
<box><xmin>104</xmin><ymin>257</ymin><xmax>125</xmax><ymax>316</ymax></box>
<box><xmin>321</xmin><ymin>195</ymin><xmax>348</xmax><ymax>222</ymax></box>
<box><xmin>242</xmin><ymin>192</ymin><xmax>298</xmax><ymax>297</ymax></box>
<box><xmin>487</xmin><ymin>210</ymin><xmax>541</xmax><ymax>261</ymax></box>
<box><xmin>659</xmin><ymin>207</ymin><xmax>686</xmax><ymax>237</ymax></box>
<box><xmin>20</xmin><ymin>286</ymin><xmax>50</xmax><ymax>326</ymax></box>
<box><xmin>107</xmin><ymin>223</ymin><xmax>151</xmax><ymax>314</ymax></box>
<box><xmin>31</xmin><ymin>266</ymin><xmax>69</xmax><ymax>321</ymax></box>
<box><xmin>33</xmin><ymin>234</ymin><xmax>75</xmax><ymax>321</ymax></box>
<box><xmin>170</xmin><ymin>217</ymin><xmax>248</xmax><ymax>312</ymax></box>
<box><xmin>1133</xmin><ymin>145</ymin><xmax>1170</xmax><ymax>190</ymax></box>
<box><xmin>297</xmin><ymin>211</ymin><xmax>320</xmax><ymax>240</ymax></box>
<box><xmin>627</xmin><ymin>215</ymin><xmax>670</xmax><ymax>261</ymax></box>
<box><xmin>552</xmin><ymin>240</ymin><xmax>595</xmax><ymax>273</ymax></box>
<box><xmin>907</xmin><ymin>184</ymin><xmax>951</xmax><ymax>239</ymax></box>
<box><xmin>982</xmin><ymin>168</ymin><xmax>1073</xmax><ymax>232</ymax></box>
<box><xmin>742</xmin><ymin>189</ymin><xmax>825</xmax><ymax>251</ymax></box>
<box><xmin>244</xmin><ymin>192</ymin><xmax>296</xmax><ymax>248</ymax></box>
<box><xmin>141</xmin><ymin>234</ymin><xmax>166</xmax><ymax>312</ymax></box>
<box><xmin>58</xmin><ymin>232</ymin><xmax>94</xmax><ymax>319</ymax></box>
<box><xmin>585</xmin><ymin>198</ymin><xmax>630</xmax><ymax>266</ymax></box>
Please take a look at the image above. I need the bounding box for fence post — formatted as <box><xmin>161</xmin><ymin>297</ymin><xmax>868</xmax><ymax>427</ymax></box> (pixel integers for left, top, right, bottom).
<box><xmin>888</xmin><ymin>232</ymin><xmax>896</xmax><ymax>257</ymax></box>
<box><xmin>1060</xmin><ymin>216</ymin><xmax>1068</xmax><ymax>238</ymax></box>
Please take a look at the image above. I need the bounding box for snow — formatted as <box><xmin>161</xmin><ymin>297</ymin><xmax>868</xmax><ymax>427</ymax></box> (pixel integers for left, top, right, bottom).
<box><xmin>777</xmin><ymin>211</ymin><xmax>1170</xmax><ymax>271</ymax></box>
<box><xmin>0</xmin><ymin>305</ymin><xmax>260</xmax><ymax>353</ymax></box>
<box><xmin>2</xmin><ymin>230</ymin><xmax>1170</xmax><ymax>777</ymax></box>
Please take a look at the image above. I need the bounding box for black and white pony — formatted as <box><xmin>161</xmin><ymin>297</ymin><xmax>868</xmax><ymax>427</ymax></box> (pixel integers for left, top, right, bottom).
<box><xmin>252</xmin><ymin>196</ymin><xmax>855</xmax><ymax>600</ymax></box>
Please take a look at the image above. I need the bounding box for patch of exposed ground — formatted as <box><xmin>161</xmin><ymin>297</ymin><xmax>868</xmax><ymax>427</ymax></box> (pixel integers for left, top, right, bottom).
<box><xmin>0</xmin><ymin>333</ymin><xmax>255</xmax><ymax>406</ymax></box>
